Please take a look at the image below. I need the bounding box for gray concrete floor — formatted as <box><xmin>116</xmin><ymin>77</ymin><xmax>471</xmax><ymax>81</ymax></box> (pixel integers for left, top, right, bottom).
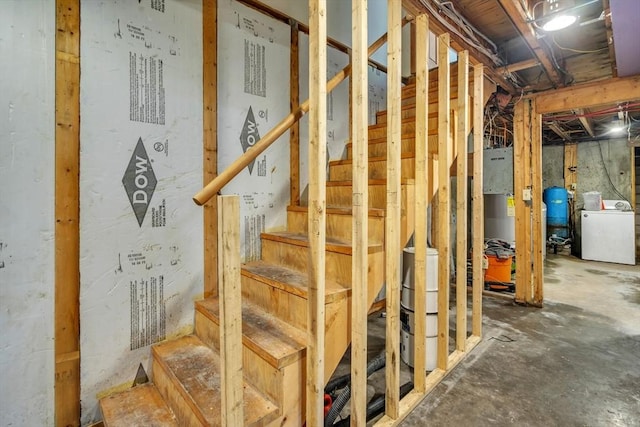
<box><xmin>330</xmin><ymin>254</ymin><xmax>640</xmax><ymax>426</ymax></box>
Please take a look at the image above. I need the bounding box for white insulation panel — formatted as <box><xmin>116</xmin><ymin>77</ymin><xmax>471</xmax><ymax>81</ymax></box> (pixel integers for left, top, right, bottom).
<box><xmin>0</xmin><ymin>3</ymin><xmax>55</xmax><ymax>425</ymax></box>
<box><xmin>79</xmin><ymin>1</ymin><xmax>203</xmax><ymax>423</ymax></box>
<box><xmin>218</xmin><ymin>0</ymin><xmax>291</xmax><ymax>262</ymax></box>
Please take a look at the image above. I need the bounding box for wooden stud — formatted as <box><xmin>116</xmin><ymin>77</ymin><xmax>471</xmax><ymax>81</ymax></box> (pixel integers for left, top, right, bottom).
<box><xmin>455</xmin><ymin>51</ymin><xmax>469</xmax><ymax>352</ymax></box>
<box><xmin>217</xmin><ymin>196</ymin><xmax>244</xmax><ymax>427</ymax></box>
<box><xmin>513</xmin><ymin>100</ymin><xmax>526</xmax><ymax>303</ymax></box>
<box><xmin>436</xmin><ymin>33</ymin><xmax>451</xmax><ymax>371</ymax></box>
<box><xmin>522</xmin><ymin>101</ymin><xmax>533</xmax><ymax>304</ymax></box>
<box><xmin>531</xmin><ymin>105</ymin><xmax>544</xmax><ymax>306</ymax></box>
<box><xmin>290</xmin><ymin>22</ymin><xmax>300</xmax><ymax>207</ymax></box>
<box><xmin>307</xmin><ymin>0</ymin><xmax>327</xmax><ymax>425</ymax></box>
<box><xmin>203</xmin><ymin>0</ymin><xmax>218</xmax><ymax>297</ymax></box>
<box><xmin>385</xmin><ymin>0</ymin><xmax>402</xmax><ymax>419</ymax></box>
<box><xmin>55</xmin><ymin>1</ymin><xmax>80</xmax><ymax>425</ymax></box>
<box><xmin>471</xmin><ymin>64</ymin><xmax>484</xmax><ymax>338</ymax></box>
<box><xmin>351</xmin><ymin>0</ymin><xmax>368</xmax><ymax>424</ymax></box>
<box><xmin>413</xmin><ymin>13</ymin><xmax>429</xmax><ymax>393</ymax></box>
<box><xmin>564</xmin><ymin>143</ymin><xmax>577</xmax><ymax>193</ymax></box>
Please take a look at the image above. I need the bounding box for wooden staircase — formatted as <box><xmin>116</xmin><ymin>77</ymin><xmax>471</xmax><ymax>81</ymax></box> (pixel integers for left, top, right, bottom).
<box><xmin>99</xmin><ymin>68</ymin><xmax>486</xmax><ymax>426</ymax></box>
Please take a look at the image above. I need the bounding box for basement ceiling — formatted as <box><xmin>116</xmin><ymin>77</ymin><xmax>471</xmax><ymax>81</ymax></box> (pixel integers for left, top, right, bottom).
<box><xmin>419</xmin><ymin>0</ymin><xmax>640</xmax><ymax>144</ymax></box>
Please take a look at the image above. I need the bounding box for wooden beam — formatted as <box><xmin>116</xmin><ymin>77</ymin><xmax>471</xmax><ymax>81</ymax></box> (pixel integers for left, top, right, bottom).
<box><xmin>534</xmin><ymin>75</ymin><xmax>640</xmax><ymax>114</ymax></box>
<box><xmin>217</xmin><ymin>196</ymin><xmax>244</xmax><ymax>427</ymax></box>
<box><xmin>575</xmin><ymin>109</ymin><xmax>595</xmax><ymax>138</ymax></box>
<box><xmin>455</xmin><ymin>51</ymin><xmax>469</xmax><ymax>352</ymax></box>
<box><xmin>501</xmin><ymin>58</ymin><xmax>540</xmax><ymax>74</ymax></box>
<box><xmin>385</xmin><ymin>0</ymin><xmax>403</xmax><ymax>419</ymax></box>
<box><xmin>413</xmin><ymin>13</ymin><xmax>429</xmax><ymax>393</ymax></box>
<box><xmin>55</xmin><ymin>1</ymin><xmax>80</xmax><ymax>425</ymax></box>
<box><xmin>290</xmin><ymin>22</ymin><xmax>300</xmax><ymax>207</ymax></box>
<box><xmin>436</xmin><ymin>33</ymin><xmax>451</xmax><ymax>371</ymax></box>
<box><xmin>496</xmin><ymin>0</ymin><xmax>563</xmax><ymax>87</ymax></box>
<box><xmin>602</xmin><ymin>0</ymin><xmax>618</xmax><ymax>77</ymax></box>
<box><xmin>548</xmin><ymin>121</ymin><xmax>572</xmax><ymax>142</ymax></box>
<box><xmin>306</xmin><ymin>0</ymin><xmax>327</xmax><ymax>424</ymax></box>
<box><xmin>203</xmin><ymin>0</ymin><xmax>218</xmax><ymax>298</ymax></box>
<box><xmin>513</xmin><ymin>100</ymin><xmax>526</xmax><ymax>303</ymax></box>
<box><xmin>531</xmin><ymin>106</ymin><xmax>544</xmax><ymax>306</ymax></box>
<box><xmin>471</xmin><ymin>64</ymin><xmax>484</xmax><ymax>338</ymax></box>
<box><xmin>350</xmin><ymin>0</ymin><xmax>368</xmax><ymax>424</ymax></box>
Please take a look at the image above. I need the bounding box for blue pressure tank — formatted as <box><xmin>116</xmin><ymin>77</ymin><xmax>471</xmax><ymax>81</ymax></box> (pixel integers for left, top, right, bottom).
<box><xmin>543</xmin><ymin>186</ymin><xmax>569</xmax><ymax>238</ymax></box>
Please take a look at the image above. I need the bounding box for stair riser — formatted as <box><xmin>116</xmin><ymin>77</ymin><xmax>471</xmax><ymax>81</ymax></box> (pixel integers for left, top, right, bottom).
<box><xmin>260</xmin><ymin>238</ymin><xmax>382</xmax><ymax>286</ymax></box>
<box><xmin>376</xmin><ymin>106</ymin><xmax>418</xmax><ymax>124</ymax></box>
<box><xmin>152</xmin><ymin>358</ymin><xmax>208</xmax><ymax>427</ymax></box>
<box><xmin>346</xmin><ymin>138</ymin><xmax>420</xmax><ymax>158</ymax></box>
<box><xmin>368</xmin><ymin>121</ymin><xmax>417</xmax><ymax>139</ymax></box>
<box><xmin>327</xmin><ymin>184</ymin><xmax>388</xmax><ymax>209</ymax></box>
<box><xmin>330</xmin><ymin>157</ymin><xmax>417</xmax><ymax>181</ymax></box>
<box><xmin>194</xmin><ymin>311</ymin><xmax>283</xmax><ymax>407</ymax></box>
<box><xmin>286</xmin><ymin>209</ymin><xmax>385</xmax><ymax>242</ymax></box>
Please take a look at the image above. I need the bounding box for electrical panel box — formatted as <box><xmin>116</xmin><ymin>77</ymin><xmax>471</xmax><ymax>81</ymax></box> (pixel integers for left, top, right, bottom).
<box><xmin>483</xmin><ymin>147</ymin><xmax>514</xmax><ymax>194</ymax></box>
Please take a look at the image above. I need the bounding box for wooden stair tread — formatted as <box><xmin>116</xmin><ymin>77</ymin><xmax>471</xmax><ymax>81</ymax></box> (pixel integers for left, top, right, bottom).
<box><xmin>327</xmin><ymin>178</ymin><xmax>414</xmax><ymax>186</ymax></box>
<box><xmin>330</xmin><ymin>152</ymin><xmax>417</xmax><ymax>166</ymax></box>
<box><xmin>367</xmin><ymin>116</ymin><xmax>419</xmax><ymax>130</ymax></box>
<box><xmin>261</xmin><ymin>231</ymin><xmax>383</xmax><ymax>254</ymax></box>
<box><xmin>100</xmin><ymin>383</ymin><xmax>178</xmax><ymax>427</ymax></box>
<box><xmin>287</xmin><ymin>204</ymin><xmax>385</xmax><ymax>218</ymax></box>
<box><xmin>242</xmin><ymin>260</ymin><xmax>349</xmax><ymax>303</ymax></box>
<box><xmin>195</xmin><ymin>297</ymin><xmax>306</xmax><ymax>369</ymax></box>
<box><xmin>152</xmin><ymin>335</ymin><xmax>278</xmax><ymax>426</ymax></box>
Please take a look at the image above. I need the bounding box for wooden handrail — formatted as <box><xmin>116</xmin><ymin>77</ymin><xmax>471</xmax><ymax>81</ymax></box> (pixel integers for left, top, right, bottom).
<box><xmin>192</xmin><ymin>17</ymin><xmax>412</xmax><ymax>206</ymax></box>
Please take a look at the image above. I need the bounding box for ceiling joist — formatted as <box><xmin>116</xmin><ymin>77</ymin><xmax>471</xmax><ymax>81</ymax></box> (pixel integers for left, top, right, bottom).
<box><xmin>575</xmin><ymin>109</ymin><xmax>595</xmax><ymax>137</ymax></box>
<box><xmin>496</xmin><ymin>0</ymin><xmax>564</xmax><ymax>88</ymax></box>
<box><xmin>548</xmin><ymin>121</ymin><xmax>572</xmax><ymax>141</ymax></box>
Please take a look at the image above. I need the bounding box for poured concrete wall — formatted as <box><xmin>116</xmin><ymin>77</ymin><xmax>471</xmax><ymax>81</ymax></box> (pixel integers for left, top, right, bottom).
<box><xmin>0</xmin><ymin>2</ymin><xmax>55</xmax><ymax>425</ymax></box>
<box><xmin>542</xmin><ymin>145</ymin><xmax>565</xmax><ymax>190</ymax></box>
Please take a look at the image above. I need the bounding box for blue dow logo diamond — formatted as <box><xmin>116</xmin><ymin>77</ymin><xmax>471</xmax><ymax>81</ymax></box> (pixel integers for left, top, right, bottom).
<box><xmin>123</xmin><ymin>138</ymin><xmax>157</xmax><ymax>226</ymax></box>
<box><xmin>240</xmin><ymin>106</ymin><xmax>261</xmax><ymax>174</ymax></box>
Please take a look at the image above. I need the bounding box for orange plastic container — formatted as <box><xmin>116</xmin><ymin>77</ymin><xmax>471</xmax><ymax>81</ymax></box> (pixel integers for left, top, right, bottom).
<box><xmin>484</xmin><ymin>254</ymin><xmax>512</xmax><ymax>283</ymax></box>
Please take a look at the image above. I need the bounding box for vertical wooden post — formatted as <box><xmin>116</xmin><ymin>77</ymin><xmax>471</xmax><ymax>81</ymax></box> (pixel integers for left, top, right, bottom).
<box><xmin>55</xmin><ymin>1</ymin><xmax>80</xmax><ymax>425</ymax></box>
<box><xmin>307</xmin><ymin>0</ymin><xmax>327</xmax><ymax>424</ymax></box>
<box><xmin>471</xmin><ymin>64</ymin><xmax>484</xmax><ymax>338</ymax></box>
<box><xmin>413</xmin><ymin>13</ymin><xmax>429</xmax><ymax>393</ymax></box>
<box><xmin>204</xmin><ymin>0</ymin><xmax>218</xmax><ymax>297</ymax></box>
<box><xmin>531</xmin><ymin>104</ymin><xmax>544</xmax><ymax>306</ymax></box>
<box><xmin>564</xmin><ymin>143</ymin><xmax>577</xmax><ymax>192</ymax></box>
<box><xmin>455</xmin><ymin>51</ymin><xmax>469</xmax><ymax>352</ymax></box>
<box><xmin>514</xmin><ymin>100</ymin><xmax>532</xmax><ymax>303</ymax></box>
<box><xmin>217</xmin><ymin>196</ymin><xmax>244</xmax><ymax>427</ymax></box>
<box><xmin>385</xmin><ymin>0</ymin><xmax>402</xmax><ymax>419</ymax></box>
<box><xmin>351</xmin><ymin>1</ymin><xmax>369</xmax><ymax>424</ymax></box>
<box><xmin>436</xmin><ymin>33</ymin><xmax>451</xmax><ymax>371</ymax></box>
<box><xmin>290</xmin><ymin>21</ymin><xmax>301</xmax><ymax>207</ymax></box>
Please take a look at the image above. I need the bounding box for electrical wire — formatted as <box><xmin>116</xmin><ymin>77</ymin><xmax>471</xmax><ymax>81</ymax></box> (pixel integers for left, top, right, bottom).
<box><xmin>596</xmin><ymin>140</ymin><xmax>630</xmax><ymax>203</ymax></box>
<box><xmin>551</xmin><ymin>36</ymin><xmax>609</xmax><ymax>54</ymax></box>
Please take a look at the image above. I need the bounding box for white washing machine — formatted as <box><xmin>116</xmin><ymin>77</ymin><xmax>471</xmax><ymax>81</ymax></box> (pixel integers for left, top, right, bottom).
<box><xmin>581</xmin><ymin>200</ymin><xmax>635</xmax><ymax>265</ymax></box>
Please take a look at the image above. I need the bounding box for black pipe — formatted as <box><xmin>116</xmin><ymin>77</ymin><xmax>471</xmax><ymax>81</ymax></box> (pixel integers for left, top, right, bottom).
<box><xmin>332</xmin><ymin>381</ymin><xmax>414</xmax><ymax>426</ymax></box>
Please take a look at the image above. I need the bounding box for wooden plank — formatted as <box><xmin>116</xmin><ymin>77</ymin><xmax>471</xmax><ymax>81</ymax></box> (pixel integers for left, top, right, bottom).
<box><xmin>307</xmin><ymin>0</ymin><xmax>327</xmax><ymax>424</ymax></box>
<box><xmin>496</xmin><ymin>0</ymin><xmax>563</xmax><ymax>87</ymax></box>
<box><xmin>455</xmin><ymin>51</ymin><xmax>469</xmax><ymax>352</ymax></box>
<box><xmin>217</xmin><ymin>196</ymin><xmax>244</xmax><ymax>426</ymax></box>
<box><xmin>513</xmin><ymin>100</ymin><xmax>526</xmax><ymax>303</ymax></box>
<box><xmin>350</xmin><ymin>0</ymin><xmax>368</xmax><ymax>424</ymax></box>
<box><xmin>436</xmin><ymin>33</ymin><xmax>451</xmax><ymax>372</ymax></box>
<box><xmin>531</xmin><ymin>105</ymin><xmax>544</xmax><ymax>306</ymax></box>
<box><xmin>564</xmin><ymin>143</ymin><xmax>577</xmax><ymax>192</ymax></box>
<box><xmin>501</xmin><ymin>58</ymin><xmax>540</xmax><ymax>74</ymax></box>
<box><xmin>575</xmin><ymin>109</ymin><xmax>595</xmax><ymax>138</ymax></box>
<box><xmin>290</xmin><ymin>22</ymin><xmax>300</xmax><ymax>206</ymax></box>
<box><xmin>385</xmin><ymin>0</ymin><xmax>402</xmax><ymax>419</ymax></box>
<box><xmin>522</xmin><ymin>100</ymin><xmax>533</xmax><ymax>304</ymax></box>
<box><xmin>55</xmin><ymin>1</ymin><xmax>80</xmax><ymax>425</ymax></box>
<box><xmin>203</xmin><ymin>0</ymin><xmax>218</xmax><ymax>298</ymax></box>
<box><xmin>533</xmin><ymin>75</ymin><xmax>640</xmax><ymax>114</ymax></box>
<box><xmin>471</xmin><ymin>64</ymin><xmax>484</xmax><ymax>338</ymax></box>
<box><xmin>412</xmin><ymin>13</ymin><xmax>429</xmax><ymax>393</ymax></box>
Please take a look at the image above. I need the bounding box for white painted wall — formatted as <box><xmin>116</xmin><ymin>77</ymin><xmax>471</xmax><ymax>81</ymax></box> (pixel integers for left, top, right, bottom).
<box><xmin>0</xmin><ymin>2</ymin><xmax>55</xmax><ymax>425</ymax></box>
<box><xmin>79</xmin><ymin>1</ymin><xmax>203</xmax><ymax>423</ymax></box>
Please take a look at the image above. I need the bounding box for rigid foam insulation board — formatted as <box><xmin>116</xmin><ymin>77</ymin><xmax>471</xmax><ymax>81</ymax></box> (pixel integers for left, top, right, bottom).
<box><xmin>0</xmin><ymin>2</ymin><xmax>56</xmax><ymax>425</ymax></box>
<box><xmin>79</xmin><ymin>1</ymin><xmax>203</xmax><ymax>423</ymax></box>
<box><xmin>218</xmin><ymin>0</ymin><xmax>291</xmax><ymax>262</ymax></box>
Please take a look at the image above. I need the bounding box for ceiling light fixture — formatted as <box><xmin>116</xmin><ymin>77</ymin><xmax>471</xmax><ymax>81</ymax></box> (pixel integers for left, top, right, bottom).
<box><xmin>541</xmin><ymin>0</ymin><xmax>577</xmax><ymax>31</ymax></box>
